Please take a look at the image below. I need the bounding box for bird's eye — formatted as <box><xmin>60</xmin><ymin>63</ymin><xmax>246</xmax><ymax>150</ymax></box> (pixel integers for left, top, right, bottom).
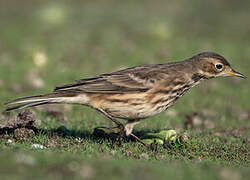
<box><xmin>215</xmin><ymin>64</ymin><xmax>223</xmax><ymax>71</ymax></box>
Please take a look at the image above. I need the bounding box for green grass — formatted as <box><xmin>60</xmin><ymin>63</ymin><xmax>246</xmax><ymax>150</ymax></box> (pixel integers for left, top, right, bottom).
<box><xmin>0</xmin><ymin>0</ymin><xmax>249</xmax><ymax>179</ymax></box>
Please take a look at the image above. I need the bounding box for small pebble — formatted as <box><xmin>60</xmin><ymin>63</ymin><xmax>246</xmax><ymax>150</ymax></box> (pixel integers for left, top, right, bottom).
<box><xmin>6</xmin><ymin>139</ymin><xmax>13</xmax><ymax>145</ymax></box>
<box><xmin>32</xmin><ymin>144</ymin><xmax>45</xmax><ymax>149</ymax></box>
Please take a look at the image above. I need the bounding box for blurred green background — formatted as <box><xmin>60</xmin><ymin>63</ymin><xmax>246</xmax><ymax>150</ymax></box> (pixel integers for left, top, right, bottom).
<box><xmin>0</xmin><ymin>0</ymin><xmax>249</xmax><ymax>179</ymax></box>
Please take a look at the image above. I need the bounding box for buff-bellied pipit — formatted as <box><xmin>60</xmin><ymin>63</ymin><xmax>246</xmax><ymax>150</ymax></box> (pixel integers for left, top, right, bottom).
<box><xmin>5</xmin><ymin>52</ymin><xmax>246</xmax><ymax>146</ymax></box>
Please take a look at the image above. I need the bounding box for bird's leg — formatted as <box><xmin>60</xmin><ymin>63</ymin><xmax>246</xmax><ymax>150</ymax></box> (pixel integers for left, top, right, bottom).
<box><xmin>97</xmin><ymin>109</ymin><xmax>148</xmax><ymax>147</ymax></box>
<box><xmin>125</xmin><ymin>120</ymin><xmax>148</xmax><ymax>147</ymax></box>
<box><xmin>124</xmin><ymin>121</ymin><xmax>140</xmax><ymax>136</ymax></box>
<box><xmin>97</xmin><ymin>108</ymin><xmax>124</xmax><ymax>129</ymax></box>
<box><xmin>97</xmin><ymin>109</ymin><xmax>126</xmax><ymax>143</ymax></box>
<box><xmin>130</xmin><ymin>133</ymin><xmax>148</xmax><ymax>147</ymax></box>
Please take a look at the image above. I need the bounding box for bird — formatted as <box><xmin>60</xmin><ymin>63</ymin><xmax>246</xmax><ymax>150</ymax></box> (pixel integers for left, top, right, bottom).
<box><xmin>4</xmin><ymin>52</ymin><xmax>246</xmax><ymax>146</ymax></box>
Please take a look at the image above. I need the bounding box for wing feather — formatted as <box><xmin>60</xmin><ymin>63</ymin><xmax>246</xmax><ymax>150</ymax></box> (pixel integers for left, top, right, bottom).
<box><xmin>54</xmin><ymin>65</ymin><xmax>170</xmax><ymax>93</ymax></box>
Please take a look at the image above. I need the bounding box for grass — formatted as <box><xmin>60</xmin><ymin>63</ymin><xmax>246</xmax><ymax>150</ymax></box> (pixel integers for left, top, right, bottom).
<box><xmin>0</xmin><ymin>0</ymin><xmax>249</xmax><ymax>179</ymax></box>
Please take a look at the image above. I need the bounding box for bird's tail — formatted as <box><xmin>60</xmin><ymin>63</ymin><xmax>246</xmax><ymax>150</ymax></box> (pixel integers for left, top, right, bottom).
<box><xmin>4</xmin><ymin>90</ymin><xmax>83</xmax><ymax>112</ymax></box>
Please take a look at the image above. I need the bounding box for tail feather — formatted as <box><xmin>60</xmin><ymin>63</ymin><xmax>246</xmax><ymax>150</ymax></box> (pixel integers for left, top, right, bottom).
<box><xmin>4</xmin><ymin>90</ymin><xmax>82</xmax><ymax>112</ymax></box>
<box><xmin>5</xmin><ymin>93</ymin><xmax>63</xmax><ymax>106</ymax></box>
<box><xmin>5</xmin><ymin>100</ymin><xmax>49</xmax><ymax>112</ymax></box>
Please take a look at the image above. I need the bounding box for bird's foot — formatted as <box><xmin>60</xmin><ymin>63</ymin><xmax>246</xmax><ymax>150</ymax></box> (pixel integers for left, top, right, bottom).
<box><xmin>115</xmin><ymin>124</ymin><xmax>149</xmax><ymax>147</ymax></box>
<box><xmin>115</xmin><ymin>124</ymin><xmax>126</xmax><ymax>146</ymax></box>
<box><xmin>116</xmin><ymin>126</ymin><xmax>149</xmax><ymax>147</ymax></box>
<box><xmin>93</xmin><ymin>126</ymin><xmax>148</xmax><ymax>147</ymax></box>
<box><xmin>93</xmin><ymin>125</ymin><xmax>126</xmax><ymax>146</ymax></box>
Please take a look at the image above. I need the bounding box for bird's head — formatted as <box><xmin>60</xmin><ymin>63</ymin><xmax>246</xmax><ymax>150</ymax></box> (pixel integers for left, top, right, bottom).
<box><xmin>192</xmin><ymin>52</ymin><xmax>246</xmax><ymax>80</ymax></box>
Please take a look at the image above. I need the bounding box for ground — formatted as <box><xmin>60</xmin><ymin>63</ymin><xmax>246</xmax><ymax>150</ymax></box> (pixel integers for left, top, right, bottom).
<box><xmin>0</xmin><ymin>0</ymin><xmax>249</xmax><ymax>179</ymax></box>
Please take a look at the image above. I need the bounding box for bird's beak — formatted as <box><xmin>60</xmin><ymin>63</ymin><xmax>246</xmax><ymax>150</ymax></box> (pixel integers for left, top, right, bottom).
<box><xmin>226</xmin><ymin>69</ymin><xmax>247</xmax><ymax>79</ymax></box>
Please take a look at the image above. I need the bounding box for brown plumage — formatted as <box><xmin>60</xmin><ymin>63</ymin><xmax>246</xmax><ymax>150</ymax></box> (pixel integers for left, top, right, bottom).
<box><xmin>5</xmin><ymin>52</ymin><xmax>246</xmax><ymax>146</ymax></box>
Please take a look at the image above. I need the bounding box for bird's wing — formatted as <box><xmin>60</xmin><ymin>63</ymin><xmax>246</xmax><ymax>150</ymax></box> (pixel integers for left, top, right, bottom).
<box><xmin>54</xmin><ymin>65</ymin><xmax>168</xmax><ymax>93</ymax></box>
